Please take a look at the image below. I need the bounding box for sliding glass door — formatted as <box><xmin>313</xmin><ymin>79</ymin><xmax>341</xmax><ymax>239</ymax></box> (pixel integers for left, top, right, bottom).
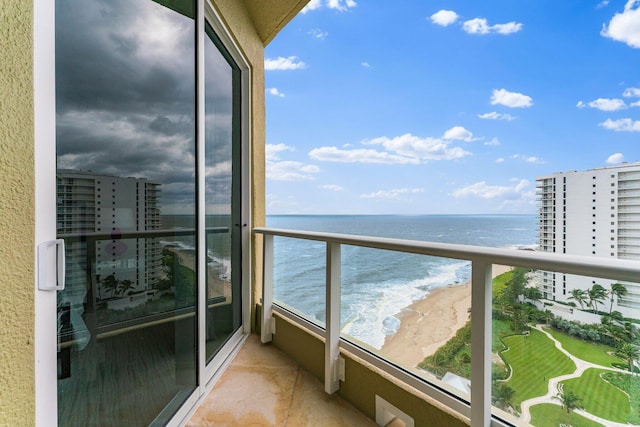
<box><xmin>53</xmin><ymin>1</ymin><xmax>244</xmax><ymax>424</ymax></box>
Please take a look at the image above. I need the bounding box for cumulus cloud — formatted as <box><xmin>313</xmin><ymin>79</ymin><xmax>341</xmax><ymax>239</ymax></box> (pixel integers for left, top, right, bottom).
<box><xmin>485</xmin><ymin>138</ymin><xmax>501</xmax><ymax>146</ymax></box>
<box><xmin>512</xmin><ymin>154</ymin><xmax>545</xmax><ymax>164</ymax></box>
<box><xmin>308</xmin><ymin>28</ymin><xmax>328</xmax><ymax>40</ymax></box>
<box><xmin>463</xmin><ymin>18</ymin><xmax>523</xmax><ymax>35</ymax></box>
<box><xmin>302</xmin><ymin>0</ymin><xmax>356</xmax><ymax>13</ymax></box>
<box><xmin>600</xmin><ymin>118</ymin><xmax>640</xmax><ymax>132</ymax></box>
<box><xmin>478</xmin><ymin>111</ymin><xmax>516</xmax><ymax>121</ymax></box>
<box><xmin>601</xmin><ymin>0</ymin><xmax>640</xmax><ymax>48</ymax></box>
<box><xmin>452</xmin><ymin>179</ymin><xmax>530</xmax><ymax>200</ymax></box>
<box><xmin>310</xmin><ymin>132</ymin><xmax>473</xmax><ymax>164</ymax></box>
<box><xmin>266</xmin><ymin>87</ymin><xmax>285</xmax><ymax>97</ymax></box>
<box><xmin>607</xmin><ymin>153</ymin><xmax>625</xmax><ymax>164</ymax></box>
<box><xmin>361</xmin><ymin>188</ymin><xmax>424</xmax><ymax>200</ymax></box>
<box><xmin>266</xmin><ymin>143</ymin><xmax>294</xmax><ymax>161</ymax></box>
<box><xmin>264</xmin><ymin>56</ymin><xmax>307</xmax><ymax>71</ymax></box>
<box><xmin>321</xmin><ymin>184</ymin><xmax>344</xmax><ymax>191</ymax></box>
<box><xmin>430</xmin><ymin>10</ymin><xmax>459</xmax><ymax>26</ymax></box>
<box><xmin>442</xmin><ymin>126</ymin><xmax>477</xmax><ymax>142</ymax></box>
<box><xmin>361</xmin><ymin>62</ymin><xmax>371</xmax><ymax>68</ymax></box>
<box><xmin>623</xmin><ymin>87</ymin><xmax>640</xmax><ymax>97</ymax></box>
<box><xmin>490</xmin><ymin>88</ymin><xmax>533</xmax><ymax>108</ymax></box>
<box><xmin>266</xmin><ymin>144</ymin><xmax>320</xmax><ymax>181</ymax></box>
<box><xmin>496</xmin><ymin>157</ymin><xmax>505</xmax><ymax>163</ymax></box>
<box><xmin>577</xmin><ymin>98</ymin><xmax>626</xmax><ymax>111</ymax></box>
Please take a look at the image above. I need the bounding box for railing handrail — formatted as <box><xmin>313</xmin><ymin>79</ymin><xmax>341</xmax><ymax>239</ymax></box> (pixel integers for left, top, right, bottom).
<box><xmin>60</xmin><ymin>226</ymin><xmax>229</xmax><ymax>242</ymax></box>
<box><xmin>254</xmin><ymin>227</ymin><xmax>640</xmax><ymax>282</ymax></box>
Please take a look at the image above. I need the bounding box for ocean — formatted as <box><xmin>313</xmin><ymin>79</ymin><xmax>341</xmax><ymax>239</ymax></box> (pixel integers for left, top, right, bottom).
<box><xmin>266</xmin><ymin>215</ymin><xmax>538</xmax><ymax>350</ymax></box>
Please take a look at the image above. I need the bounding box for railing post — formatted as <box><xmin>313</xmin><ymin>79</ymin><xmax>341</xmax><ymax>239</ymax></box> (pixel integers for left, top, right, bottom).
<box><xmin>325</xmin><ymin>241</ymin><xmax>342</xmax><ymax>394</ymax></box>
<box><xmin>261</xmin><ymin>234</ymin><xmax>274</xmax><ymax>343</ymax></box>
<box><xmin>470</xmin><ymin>259</ymin><xmax>492</xmax><ymax>427</ymax></box>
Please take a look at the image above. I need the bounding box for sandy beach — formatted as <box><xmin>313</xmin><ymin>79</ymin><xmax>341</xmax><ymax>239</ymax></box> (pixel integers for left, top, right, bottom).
<box><xmin>379</xmin><ymin>264</ymin><xmax>512</xmax><ymax>368</ymax></box>
<box><xmin>166</xmin><ymin>246</ymin><xmax>231</xmax><ymax>300</ymax></box>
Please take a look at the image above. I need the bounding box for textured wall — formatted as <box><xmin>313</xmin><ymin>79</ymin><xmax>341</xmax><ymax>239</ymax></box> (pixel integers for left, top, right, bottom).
<box><xmin>0</xmin><ymin>1</ymin><xmax>36</xmax><ymax>425</ymax></box>
<box><xmin>243</xmin><ymin>0</ymin><xmax>309</xmax><ymax>45</ymax></box>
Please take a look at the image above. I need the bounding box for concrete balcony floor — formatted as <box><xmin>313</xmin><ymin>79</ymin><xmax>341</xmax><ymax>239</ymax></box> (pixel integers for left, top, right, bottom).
<box><xmin>187</xmin><ymin>334</ymin><xmax>378</xmax><ymax>426</ymax></box>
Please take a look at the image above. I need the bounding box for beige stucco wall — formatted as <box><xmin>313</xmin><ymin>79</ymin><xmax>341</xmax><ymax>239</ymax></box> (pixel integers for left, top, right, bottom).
<box><xmin>0</xmin><ymin>1</ymin><xmax>36</xmax><ymax>425</ymax></box>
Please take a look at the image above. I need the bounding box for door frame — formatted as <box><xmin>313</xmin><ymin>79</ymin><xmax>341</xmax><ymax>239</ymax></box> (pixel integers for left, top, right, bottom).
<box><xmin>33</xmin><ymin>1</ymin><xmax>253</xmax><ymax>425</ymax></box>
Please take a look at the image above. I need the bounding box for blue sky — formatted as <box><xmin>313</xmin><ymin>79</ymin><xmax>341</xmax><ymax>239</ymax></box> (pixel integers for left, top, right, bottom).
<box><xmin>264</xmin><ymin>0</ymin><xmax>640</xmax><ymax>215</ymax></box>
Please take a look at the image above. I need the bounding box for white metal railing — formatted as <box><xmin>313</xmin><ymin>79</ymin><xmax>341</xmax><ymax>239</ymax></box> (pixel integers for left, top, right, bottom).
<box><xmin>254</xmin><ymin>227</ymin><xmax>640</xmax><ymax>427</ymax></box>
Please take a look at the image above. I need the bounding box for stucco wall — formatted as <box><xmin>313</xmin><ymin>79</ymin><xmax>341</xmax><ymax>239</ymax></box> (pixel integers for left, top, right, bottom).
<box><xmin>0</xmin><ymin>1</ymin><xmax>36</xmax><ymax>425</ymax></box>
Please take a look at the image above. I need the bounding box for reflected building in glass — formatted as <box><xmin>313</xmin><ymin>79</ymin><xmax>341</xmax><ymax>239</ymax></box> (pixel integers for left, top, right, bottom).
<box><xmin>57</xmin><ymin>169</ymin><xmax>163</xmax><ymax>307</ymax></box>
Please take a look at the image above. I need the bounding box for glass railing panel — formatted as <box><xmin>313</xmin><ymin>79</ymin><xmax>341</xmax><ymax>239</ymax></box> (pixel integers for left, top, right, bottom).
<box><xmin>272</xmin><ymin>236</ymin><xmax>327</xmax><ymax>328</ymax></box>
<box><xmin>491</xmin><ymin>269</ymin><xmax>640</xmax><ymax>427</ymax></box>
<box><xmin>339</xmin><ymin>245</ymin><xmax>472</xmax><ymax>402</ymax></box>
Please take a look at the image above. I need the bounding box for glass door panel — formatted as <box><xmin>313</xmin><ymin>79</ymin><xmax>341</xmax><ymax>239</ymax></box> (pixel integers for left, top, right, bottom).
<box><xmin>203</xmin><ymin>24</ymin><xmax>242</xmax><ymax>363</ymax></box>
<box><xmin>55</xmin><ymin>0</ymin><xmax>197</xmax><ymax>425</ymax></box>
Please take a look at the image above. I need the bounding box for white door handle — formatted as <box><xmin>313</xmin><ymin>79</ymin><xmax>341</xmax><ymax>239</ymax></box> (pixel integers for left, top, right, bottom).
<box><xmin>38</xmin><ymin>239</ymin><xmax>65</xmax><ymax>291</ymax></box>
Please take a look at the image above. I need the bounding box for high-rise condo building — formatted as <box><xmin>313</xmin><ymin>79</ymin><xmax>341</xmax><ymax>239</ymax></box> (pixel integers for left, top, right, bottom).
<box><xmin>536</xmin><ymin>163</ymin><xmax>640</xmax><ymax>316</ymax></box>
<box><xmin>57</xmin><ymin>169</ymin><xmax>162</xmax><ymax>303</ymax></box>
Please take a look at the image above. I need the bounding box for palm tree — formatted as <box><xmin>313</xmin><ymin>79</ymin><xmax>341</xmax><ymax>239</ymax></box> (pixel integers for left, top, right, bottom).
<box><xmin>568</xmin><ymin>289</ymin><xmax>587</xmax><ymax>310</ymax></box>
<box><xmin>554</xmin><ymin>384</ymin><xmax>583</xmax><ymax>418</ymax></box>
<box><xmin>118</xmin><ymin>279</ymin><xmax>135</xmax><ymax>296</ymax></box>
<box><xmin>609</xmin><ymin>283</ymin><xmax>628</xmax><ymax>314</ymax></box>
<box><xmin>588</xmin><ymin>284</ymin><xmax>608</xmax><ymax>314</ymax></box>
<box><xmin>492</xmin><ymin>382</ymin><xmax>515</xmax><ymax>410</ymax></box>
<box><xmin>102</xmin><ymin>274</ymin><xmax>119</xmax><ymax>298</ymax></box>
<box><xmin>615</xmin><ymin>343</ymin><xmax>640</xmax><ymax>374</ymax></box>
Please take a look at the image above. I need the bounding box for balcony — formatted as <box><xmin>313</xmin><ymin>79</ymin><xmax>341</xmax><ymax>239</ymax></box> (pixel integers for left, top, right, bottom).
<box><xmin>253</xmin><ymin>227</ymin><xmax>640</xmax><ymax>427</ymax></box>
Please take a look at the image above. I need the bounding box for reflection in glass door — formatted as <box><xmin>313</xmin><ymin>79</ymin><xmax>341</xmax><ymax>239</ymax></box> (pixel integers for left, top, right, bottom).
<box><xmin>55</xmin><ymin>0</ymin><xmax>199</xmax><ymax>424</ymax></box>
<box><xmin>203</xmin><ymin>24</ymin><xmax>242</xmax><ymax>364</ymax></box>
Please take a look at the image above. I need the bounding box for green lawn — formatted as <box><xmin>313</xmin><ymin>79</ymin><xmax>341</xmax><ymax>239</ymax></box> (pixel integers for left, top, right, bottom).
<box><xmin>501</xmin><ymin>328</ymin><xmax>576</xmax><ymax>404</ymax></box>
<box><xmin>544</xmin><ymin>328</ymin><xmax>622</xmax><ymax>368</ymax></box>
<box><xmin>529</xmin><ymin>403</ymin><xmax>604</xmax><ymax>427</ymax></box>
<box><xmin>561</xmin><ymin>368</ymin><xmax>630</xmax><ymax>423</ymax></box>
<box><xmin>492</xmin><ymin>319</ymin><xmax>512</xmax><ymax>353</ymax></box>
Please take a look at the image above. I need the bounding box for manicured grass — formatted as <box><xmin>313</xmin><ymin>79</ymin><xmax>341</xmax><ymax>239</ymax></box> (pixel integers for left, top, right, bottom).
<box><xmin>501</xmin><ymin>328</ymin><xmax>576</xmax><ymax>404</ymax></box>
<box><xmin>492</xmin><ymin>319</ymin><xmax>512</xmax><ymax>353</ymax></box>
<box><xmin>529</xmin><ymin>403</ymin><xmax>603</xmax><ymax>427</ymax></box>
<box><xmin>544</xmin><ymin>327</ymin><xmax>621</xmax><ymax>368</ymax></box>
<box><xmin>561</xmin><ymin>368</ymin><xmax>630</xmax><ymax>423</ymax></box>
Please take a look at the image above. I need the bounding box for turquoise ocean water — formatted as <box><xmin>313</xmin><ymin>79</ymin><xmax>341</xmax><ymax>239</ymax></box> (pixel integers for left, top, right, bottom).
<box><xmin>267</xmin><ymin>215</ymin><xmax>538</xmax><ymax>349</ymax></box>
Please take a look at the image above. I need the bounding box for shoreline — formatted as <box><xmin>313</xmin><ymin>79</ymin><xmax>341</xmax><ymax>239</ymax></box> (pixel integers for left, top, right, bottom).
<box><xmin>379</xmin><ymin>264</ymin><xmax>511</xmax><ymax>368</ymax></box>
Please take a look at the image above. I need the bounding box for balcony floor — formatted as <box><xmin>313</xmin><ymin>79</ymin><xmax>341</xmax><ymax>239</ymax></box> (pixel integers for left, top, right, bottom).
<box><xmin>187</xmin><ymin>333</ymin><xmax>378</xmax><ymax>427</ymax></box>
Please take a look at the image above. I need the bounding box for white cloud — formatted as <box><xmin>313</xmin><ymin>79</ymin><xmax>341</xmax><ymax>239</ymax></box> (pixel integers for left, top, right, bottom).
<box><xmin>430</xmin><ymin>10</ymin><xmax>459</xmax><ymax>26</ymax></box>
<box><xmin>361</xmin><ymin>62</ymin><xmax>371</xmax><ymax>68</ymax></box>
<box><xmin>264</xmin><ymin>56</ymin><xmax>307</xmax><ymax>71</ymax></box>
<box><xmin>361</xmin><ymin>188</ymin><xmax>424</xmax><ymax>200</ymax></box>
<box><xmin>490</xmin><ymin>88</ymin><xmax>533</xmax><ymax>108</ymax></box>
<box><xmin>308</xmin><ymin>28</ymin><xmax>328</xmax><ymax>40</ymax></box>
<box><xmin>321</xmin><ymin>184</ymin><xmax>343</xmax><ymax>191</ymax></box>
<box><xmin>607</xmin><ymin>153</ymin><xmax>625</xmax><ymax>164</ymax></box>
<box><xmin>267</xmin><ymin>161</ymin><xmax>320</xmax><ymax>181</ymax></box>
<box><xmin>365</xmin><ymin>133</ymin><xmax>471</xmax><ymax>161</ymax></box>
<box><xmin>512</xmin><ymin>154</ymin><xmax>545</xmax><ymax>164</ymax></box>
<box><xmin>485</xmin><ymin>138</ymin><xmax>501</xmax><ymax>146</ymax></box>
<box><xmin>442</xmin><ymin>126</ymin><xmax>477</xmax><ymax>142</ymax></box>
<box><xmin>600</xmin><ymin>118</ymin><xmax>640</xmax><ymax>132</ymax></box>
<box><xmin>632</xmin><ymin>100</ymin><xmax>640</xmax><ymax>107</ymax></box>
<box><xmin>496</xmin><ymin>157</ymin><xmax>505</xmax><ymax>163</ymax></box>
<box><xmin>303</xmin><ymin>0</ymin><xmax>356</xmax><ymax>13</ymax></box>
<box><xmin>598</xmin><ymin>0</ymin><xmax>610</xmax><ymax>8</ymax></box>
<box><xmin>463</xmin><ymin>18</ymin><xmax>523</xmax><ymax>35</ymax></box>
<box><xmin>309</xmin><ymin>146</ymin><xmax>419</xmax><ymax>164</ymax></box>
<box><xmin>266</xmin><ymin>87</ymin><xmax>285</xmax><ymax>97</ymax></box>
<box><xmin>601</xmin><ymin>0</ymin><xmax>640</xmax><ymax>48</ymax></box>
<box><xmin>327</xmin><ymin>0</ymin><xmax>357</xmax><ymax>12</ymax></box>
<box><xmin>300</xmin><ymin>0</ymin><xmax>323</xmax><ymax>13</ymax></box>
<box><xmin>452</xmin><ymin>179</ymin><xmax>530</xmax><ymax>200</ymax></box>
<box><xmin>266</xmin><ymin>143</ymin><xmax>294</xmax><ymax>161</ymax></box>
<box><xmin>577</xmin><ymin>98</ymin><xmax>626</xmax><ymax>111</ymax></box>
<box><xmin>478</xmin><ymin>111</ymin><xmax>516</xmax><ymax>121</ymax></box>
<box><xmin>623</xmin><ymin>87</ymin><xmax>640</xmax><ymax>97</ymax></box>
<box><xmin>310</xmin><ymin>132</ymin><xmax>473</xmax><ymax>164</ymax></box>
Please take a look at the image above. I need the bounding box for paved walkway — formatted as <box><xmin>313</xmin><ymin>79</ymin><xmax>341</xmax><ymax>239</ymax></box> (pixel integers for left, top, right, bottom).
<box><xmin>517</xmin><ymin>325</ymin><xmax>632</xmax><ymax>426</ymax></box>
